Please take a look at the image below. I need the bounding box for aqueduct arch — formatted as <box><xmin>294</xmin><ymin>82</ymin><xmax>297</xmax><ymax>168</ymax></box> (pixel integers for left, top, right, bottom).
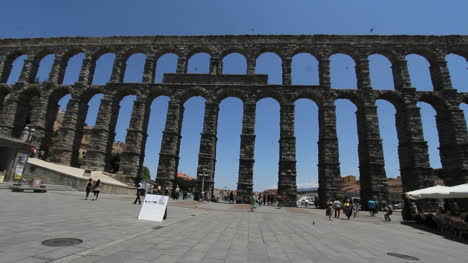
<box><xmin>0</xmin><ymin>35</ymin><xmax>467</xmax><ymax>207</ymax></box>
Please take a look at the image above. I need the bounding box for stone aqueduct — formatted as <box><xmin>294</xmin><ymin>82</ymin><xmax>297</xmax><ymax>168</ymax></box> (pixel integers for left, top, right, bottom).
<box><xmin>0</xmin><ymin>35</ymin><xmax>467</xmax><ymax>207</ymax></box>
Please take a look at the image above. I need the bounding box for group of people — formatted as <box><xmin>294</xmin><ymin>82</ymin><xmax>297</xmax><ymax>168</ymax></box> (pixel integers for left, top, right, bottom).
<box><xmin>326</xmin><ymin>198</ymin><xmax>392</xmax><ymax>221</ymax></box>
<box><xmin>255</xmin><ymin>193</ymin><xmax>277</xmax><ymax>206</ymax></box>
<box><xmin>132</xmin><ymin>183</ymin><xmax>191</xmax><ymax>205</ymax></box>
<box><xmin>199</xmin><ymin>191</ymin><xmax>212</xmax><ymax>202</ymax></box>
<box><xmin>367</xmin><ymin>199</ymin><xmax>393</xmax><ymax>221</ymax></box>
<box><xmin>84</xmin><ymin>178</ymin><xmax>101</xmax><ymax>200</ymax></box>
<box><xmin>249</xmin><ymin>193</ymin><xmax>283</xmax><ymax>212</ymax></box>
<box><xmin>171</xmin><ymin>185</ymin><xmax>189</xmax><ymax>200</ymax></box>
<box><xmin>30</xmin><ymin>147</ymin><xmax>45</xmax><ymax>160</ymax></box>
<box><xmin>326</xmin><ymin>199</ymin><xmax>359</xmax><ymax>220</ymax></box>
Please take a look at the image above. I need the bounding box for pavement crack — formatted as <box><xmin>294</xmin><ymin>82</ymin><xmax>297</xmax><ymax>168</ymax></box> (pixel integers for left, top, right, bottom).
<box><xmin>255</xmin><ymin>213</ymin><xmax>266</xmax><ymax>244</ymax></box>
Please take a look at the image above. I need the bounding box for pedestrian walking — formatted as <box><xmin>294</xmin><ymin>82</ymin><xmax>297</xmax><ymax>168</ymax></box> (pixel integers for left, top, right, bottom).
<box><xmin>250</xmin><ymin>193</ymin><xmax>256</xmax><ymax>212</ymax></box>
<box><xmin>278</xmin><ymin>195</ymin><xmax>285</xmax><ymax>208</ymax></box>
<box><xmin>383</xmin><ymin>203</ymin><xmax>393</xmax><ymax>221</ymax></box>
<box><xmin>352</xmin><ymin>200</ymin><xmax>359</xmax><ymax>218</ymax></box>
<box><xmin>174</xmin><ymin>185</ymin><xmax>180</xmax><ymax>200</ymax></box>
<box><xmin>84</xmin><ymin>178</ymin><xmax>93</xmax><ymax>200</ymax></box>
<box><xmin>133</xmin><ymin>181</ymin><xmax>143</xmax><ymax>204</ymax></box>
<box><xmin>183</xmin><ymin>190</ymin><xmax>188</xmax><ymax>200</ymax></box>
<box><xmin>332</xmin><ymin>199</ymin><xmax>342</xmax><ymax>218</ymax></box>
<box><xmin>368</xmin><ymin>199</ymin><xmax>377</xmax><ymax>216</ymax></box>
<box><xmin>326</xmin><ymin>200</ymin><xmax>333</xmax><ymax>221</ymax></box>
<box><xmin>229</xmin><ymin>191</ymin><xmax>234</xmax><ymax>204</ymax></box>
<box><xmin>30</xmin><ymin>147</ymin><xmax>37</xmax><ymax>157</ymax></box>
<box><xmin>343</xmin><ymin>199</ymin><xmax>352</xmax><ymax>220</ymax></box>
<box><xmin>92</xmin><ymin>179</ymin><xmax>101</xmax><ymax>200</ymax></box>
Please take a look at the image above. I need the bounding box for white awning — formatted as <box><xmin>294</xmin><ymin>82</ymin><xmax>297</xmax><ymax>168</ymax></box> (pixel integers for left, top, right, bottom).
<box><xmin>448</xmin><ymin>183</ymin><xmax>468</xmax><ymax>198</ymax></box>
<box><xmin>405</xmin><ymin>185</ymin><xmax>450</xmax><ymax>200</ymax></box>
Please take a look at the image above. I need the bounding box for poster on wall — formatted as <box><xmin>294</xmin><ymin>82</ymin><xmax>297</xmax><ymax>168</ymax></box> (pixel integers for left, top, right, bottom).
<box><xmin>13</xmin><ymin>153</ymin><xmax>29</xmax><ymax>180</ymax></box>
<box><xmin>138</xmin><ymin>194</ymin><xmax>169</xmax><ymax>222</ymax></box>
<box><xmin>14</xmin><ymin>165</ymin><xmax>24</xmax><ymax>180</ymax></box>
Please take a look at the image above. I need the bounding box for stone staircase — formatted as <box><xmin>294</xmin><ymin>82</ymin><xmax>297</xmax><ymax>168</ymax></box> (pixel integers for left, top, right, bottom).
<box><xmin>0</xmin><ymin>182</ymin><xmax>77</xmax><ymax>191</ymax></box>
<box><xmin>0</xmin><ymin>182</ymin><xmax>13</xmax><ymax>189</ymax></box>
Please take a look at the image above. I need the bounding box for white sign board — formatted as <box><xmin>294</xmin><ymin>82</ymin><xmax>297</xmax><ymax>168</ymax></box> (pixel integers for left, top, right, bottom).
<box><xmin>138</xmin><ymin>194</ymin><xmax>169</xmax><ymax>222</ymax></box>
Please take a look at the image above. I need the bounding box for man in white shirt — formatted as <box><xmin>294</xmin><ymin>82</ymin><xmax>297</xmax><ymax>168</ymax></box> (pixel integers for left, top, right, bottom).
<box><xmin>133</xmin><ymin>182</ymin><xmax>143</xmax><ymax>205</ymax></box>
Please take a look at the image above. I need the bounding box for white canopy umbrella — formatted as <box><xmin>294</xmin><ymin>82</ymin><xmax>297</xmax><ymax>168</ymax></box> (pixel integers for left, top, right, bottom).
<box><xmin>406</xmin><ymin>185</ymin><xmax>450</xmax><ymax>200</ymax></box>
<box><xmin>448</xmin><ymin>183</ymin><xmax>468</xmax><ymax>198</ymax></box>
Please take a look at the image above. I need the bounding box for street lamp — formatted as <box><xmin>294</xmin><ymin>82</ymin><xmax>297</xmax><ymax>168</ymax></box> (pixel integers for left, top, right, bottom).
<box><xmin>200</xmin><ymin>168</ymin><xmax>206</xmax><ymax>202</ymax></box>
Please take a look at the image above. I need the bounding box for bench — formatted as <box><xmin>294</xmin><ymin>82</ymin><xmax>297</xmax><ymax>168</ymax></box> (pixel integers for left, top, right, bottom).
<box><xmin>11</xmin><ymin>184</ymin><xmax>47</xmax><ymax>193</ymax></box>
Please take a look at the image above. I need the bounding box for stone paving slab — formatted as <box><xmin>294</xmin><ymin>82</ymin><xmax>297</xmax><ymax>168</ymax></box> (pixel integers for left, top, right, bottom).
<box><xmin>0</xmin><ymin>190</ymin><xmax>466</xmax><ymax>263</ymax></box>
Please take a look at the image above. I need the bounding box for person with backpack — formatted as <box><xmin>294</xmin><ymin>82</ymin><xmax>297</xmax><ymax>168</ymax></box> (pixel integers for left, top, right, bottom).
<box><xmin>383</xmin><ymin>203</ymin><xmax>393</xmax><ymax>221</ymax></box>
<box><xmin>368</xmin><ymin>199</ymin><xmax>377</xmax><ymax>216</ymax></box>
<box><xmin>332</xmin><ymin>199</ymin><xmax>342</xmax><ymax>218</ymax></box>
<box><xmin>343</xmin><ymin>199</ymin><xmax>353</xmax><ymax>220</ymax></box>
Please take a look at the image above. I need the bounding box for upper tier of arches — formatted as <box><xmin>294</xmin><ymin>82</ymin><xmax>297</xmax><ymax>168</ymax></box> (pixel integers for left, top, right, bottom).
<box><xmin>0</xmin><ymin>37</ymin><xmax>466</xmax><ymax>92</ymax></box>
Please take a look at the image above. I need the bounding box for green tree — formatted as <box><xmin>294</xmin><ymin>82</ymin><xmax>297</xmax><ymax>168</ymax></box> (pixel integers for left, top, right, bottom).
<box><xmin>140</xmin><ymin>166</ymin><xmax>151</xmax><ymax>181</ymax></box>
<box><xmin>174</xmin><ymin>176</ymin><xmax>196</xmax><ymax>192</ymax></box>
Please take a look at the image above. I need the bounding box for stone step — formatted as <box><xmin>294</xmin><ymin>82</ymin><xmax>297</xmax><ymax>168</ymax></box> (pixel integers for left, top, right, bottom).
<box><xmin>0</xmin><ymin>182</ymin><xmax>14</xmax><ymax>189</ymax></box>
<box><xmin>41</xmin><ymin>184</ymin><xmax>78</xmax><ymax>191</ymax></box>
<box><xmin>0</xmin><ymin>182</ymin><xmax>77</xmax><ymax>191</ymax></box>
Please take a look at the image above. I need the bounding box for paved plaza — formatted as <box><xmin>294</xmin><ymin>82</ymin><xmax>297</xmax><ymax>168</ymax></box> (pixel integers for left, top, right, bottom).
<box><xmin>0</xmin><ymin>190</ymin><xmax>466</xmax><ymax>263</ymax></box>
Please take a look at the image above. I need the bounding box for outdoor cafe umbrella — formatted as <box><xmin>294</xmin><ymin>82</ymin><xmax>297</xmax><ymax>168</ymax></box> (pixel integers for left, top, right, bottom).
<box><xmin>447</xmin><ymin>183</ymin><xmax>468</xmax><ymax>198</ymax></box>
<box><xmin>405</xmin><ymin>185</ymin><xmax>451</xmax><ymax>200</ymax></box>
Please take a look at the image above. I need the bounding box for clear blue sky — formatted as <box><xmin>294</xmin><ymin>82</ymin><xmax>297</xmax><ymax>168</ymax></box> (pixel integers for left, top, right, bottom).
<box><xmin>2</xmin><ymin>0</ymin><xmax>467</xmax><ymax>191</ymax></box>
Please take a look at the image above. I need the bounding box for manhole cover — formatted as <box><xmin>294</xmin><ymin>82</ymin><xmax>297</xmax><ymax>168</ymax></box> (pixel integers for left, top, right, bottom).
<box><xmin>387</xmin><ymin>252</ymin><xmax>419</xmax><ymax>261</ymax></box>
<box><xmin>153</xmin><ymin>226</ymin><xmax>164</xmax><ymax>230</ymax></box>
<box><xmin>42</xmin><ymin>238</ymin><xmax>83</xmax><ymax>247</ymax></box>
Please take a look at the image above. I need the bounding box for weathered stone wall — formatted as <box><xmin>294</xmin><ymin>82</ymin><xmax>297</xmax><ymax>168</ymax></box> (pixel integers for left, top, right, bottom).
<box><xmin>0</xmin><ymin>35</ymin><xmax>467</xmax><ymax>207</ymax></box>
